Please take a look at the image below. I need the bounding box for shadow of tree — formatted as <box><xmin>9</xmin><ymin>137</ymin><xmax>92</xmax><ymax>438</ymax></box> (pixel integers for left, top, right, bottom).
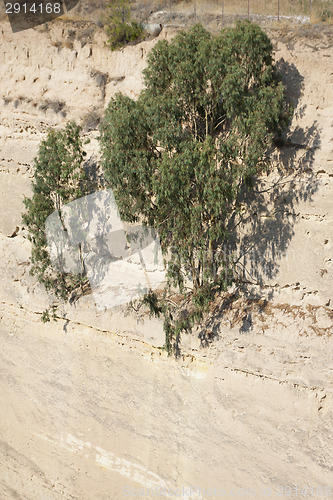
<box><xmin>46</xmin><ymin>185</ymin><xmax>165</xmax><ymax>310</ymax></box>
<box><xmin>196</xmin><ymin>59</ymin><xmax>321</xmax><ymax>342</ymax></box>
<box><xmin>83</xmin><ymin>156</ymin><xmax>107</xmax><ymax>192</ymax></box>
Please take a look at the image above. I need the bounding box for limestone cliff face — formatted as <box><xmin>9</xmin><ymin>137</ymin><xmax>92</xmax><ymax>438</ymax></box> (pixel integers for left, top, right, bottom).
<box><xmin>0</xmin><ymin>19</ymin><xmax>332</xmax><ymax>499</ymax></box>
<box><xmin>0</xmin><ymin>20</ymin><xmax>164</xmax><ymax>236</ymax></box>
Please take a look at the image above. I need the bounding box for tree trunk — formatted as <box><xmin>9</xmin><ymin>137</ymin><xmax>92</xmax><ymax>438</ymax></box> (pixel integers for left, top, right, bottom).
<box><xmin>78</xmin><ymin>242</ymin><xmax>86</xmax><ymax>293</ymax></box>
<box><xmin>190</xmin><ymin>251</ymin><xmax>200</xmax><ymax>290</ymax></box>
<box><xmin>208</xmin><ymin>238</ymin><xmax>216</xmax><ymax>280</ymax></box>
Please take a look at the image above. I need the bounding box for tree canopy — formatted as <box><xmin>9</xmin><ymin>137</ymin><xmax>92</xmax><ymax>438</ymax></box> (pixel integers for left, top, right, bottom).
<box><xmin>22</xmin><ymin>122</ymin><xmax>89</xmax><ymax>303</ymax></box>
<box><xmin>99</xmin><ymin>21</ymin><xmax>289</xmax><ymax>354</ymax></box>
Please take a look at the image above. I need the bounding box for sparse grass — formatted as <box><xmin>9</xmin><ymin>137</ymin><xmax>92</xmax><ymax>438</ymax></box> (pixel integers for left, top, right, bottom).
<box><xmin>2</xmin><ymin>0</ymin><xmax>330</xmax><ymax>30</ymax></box>
<box><xmin>81</xmin><ymin>107</ymin><xmax>102</xmax><ymax>132</ymax></box>
<box><xmin>110</xmin><ymin>75</ymin><xmax>126</xmax><ymax>82</ymax></box>
<box><xmin>91</xmin><ymin>70</ymin><xmax>108</xmax><ymax>89</ymax></box>
<box><xmin>311</xmin><ymin>0</ymin><xmax>333</xmax><ymax>22</ymax></box>
<box><xmin>62</xmin><ymin>39</ymin><xmax>74</xmax><ymax>49</ymax></box>
<box><xmin>13</xmin><ymin>96</ymin><xmax>27</xmax><ymax>108</ymax></box>
<box><xmin>90</xmin><ymin>70</ymin><xmax>109</xmax><ymax>100</ymax></box>
<box><xmin>197</xmin><ymin>292</ymin><xmax>333</xmax><ymax>338</ymax></box>
<box><xmin>51</xmin><ymin>40</ymin><xmax>62</xmax><ymax>49</ymax></box>
<box><xmin>39</xmin><ymin>99</ymin><xmax>67</xmax><ymax>116</ymax></box>
<box><xmin>3</xmin><ymin>96</ymin><xmax>12</xmax><ymax>105</ymax></box>
<box><xmin>141</xmin><ymin>0</ymin><xmax>316</xmax><ymax>19</ymax></box>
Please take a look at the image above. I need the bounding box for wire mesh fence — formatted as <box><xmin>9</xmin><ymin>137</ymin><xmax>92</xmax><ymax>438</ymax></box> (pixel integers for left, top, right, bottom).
<box><xmin>0</xmin><ymin>0</ymin><xmax>331</xmax><ymax>28</ymax></box>
<box><xmin>134</xmin><ymin>0</ymin><xmax>332</xmax><ymax>26</ymax></box>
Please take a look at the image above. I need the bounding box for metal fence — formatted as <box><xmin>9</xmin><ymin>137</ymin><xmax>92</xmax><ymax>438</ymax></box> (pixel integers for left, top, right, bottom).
<box><xmin>137</xmin><ymin>0</ymin><xmax>332</xmax><ymax>26</ymax></box>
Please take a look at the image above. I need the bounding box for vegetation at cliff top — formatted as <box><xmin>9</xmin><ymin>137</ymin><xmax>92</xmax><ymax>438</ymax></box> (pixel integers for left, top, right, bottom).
<box><xmin>103</xmin><ymin>0</ymin><xmax>145</xmax><ymax>51</ymax></box>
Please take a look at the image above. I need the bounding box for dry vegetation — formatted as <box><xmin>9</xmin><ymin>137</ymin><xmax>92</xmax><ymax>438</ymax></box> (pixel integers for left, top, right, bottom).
<box><xmin>61</xmin><ymin>0</ymin><xmax>332</xmax><ymax>24</ymax></box>
<box><xmin>1</xmin><ymin>0</ymin><xmax>331</xmax><ymax>25</ymax></box>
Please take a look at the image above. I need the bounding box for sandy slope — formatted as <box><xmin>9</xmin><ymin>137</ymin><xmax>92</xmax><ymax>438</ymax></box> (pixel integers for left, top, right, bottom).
<box><xmin>0</xmin><ymin>19</ymin><xmax>332</xmax><ymax>500</ymax></box>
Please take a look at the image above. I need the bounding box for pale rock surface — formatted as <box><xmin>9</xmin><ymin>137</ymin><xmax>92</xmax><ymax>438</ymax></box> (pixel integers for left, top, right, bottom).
<box><xmin>0</xmin><ymin>19</ymin><xmax>332</xmax><ymax>500</ymax></box>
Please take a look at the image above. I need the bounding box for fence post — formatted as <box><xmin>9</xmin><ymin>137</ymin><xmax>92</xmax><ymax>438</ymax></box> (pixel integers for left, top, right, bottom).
<box><xmin>145</xmin><ymin>0</ymin><xmax>148</xmax><ymax>23</ymax></box>
<box><xmin>278</xmin><ymin>0</ymin><xmax>280</xmax><ymax>22</ymax></box>
<box><xmin>194</xmin><ymin>0</ymin><xmax>197</xmax><ymax>22</ymax></box>
<box><xmin>222</xmin><ymin>0</ymin><xmax>224</xmax><ymax>24</ymax></box>
<box><xmin>310</xmin><ymin>0</ymin><xmax>312</xmax><ymax>21</ymax></box>
<box><xmin>248</xmin><ymin>0</ymin><xmax>250</xmax><ymax>18</ymax></box>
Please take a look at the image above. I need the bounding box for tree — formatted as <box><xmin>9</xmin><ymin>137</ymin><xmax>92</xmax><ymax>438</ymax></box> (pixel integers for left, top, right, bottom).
<box><xmin>103</xmin><ymin>0</ymin><xmax>144</xmax><ymax>51</ymax></box>
<box><xmin>22</xmin><ymin>122</ymin><xmax>89</xmax><ymax>303</ymax></box>
<box><xmin>99</xmin><ymin>21</ymin><xmax>290</xmax><ymax>354</ymax></box>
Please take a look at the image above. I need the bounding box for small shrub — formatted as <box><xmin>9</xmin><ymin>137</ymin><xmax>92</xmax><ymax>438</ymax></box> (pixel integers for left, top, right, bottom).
<box><xmin>82</xmin><ymin>108</ymin><xmax>102</xmax><ymax>132</ymax></box>
<box><xmin>103</xmin><ymin>0</ymin><xmax>145</xmax><ymax>51</ymax></box>
<box><xmin>92</xmin><ymin>70</ymin><xmax>108</xmax><ymax>89</ymax></box>
<box><xmin>41</xmin><ymin>305</ymin><xmax>57</xmax><ymax>323</ymax></box>
<box><xmin>107</xmin><ymin>21</ymin><xmax>144</xmax><ymax>50</ymax></box>
<box><xmin>39</xmin><ymin>99</ymin><xmax>66</xmax><ymax>115</ymax></box>
<box><xmin>63</xmin><ymin>39</ymin><xmax>74</xmax><ymax>50</ymax></box>
<box><xmin>319</xmin><ymin>8</ymin><xmax>333</xmax><ymax>21</ymax></box>
<box><xmin>313</xmin><ymin>0</ymin><xmax>333</xmax><ymax>22</ymax></box>
<box><xmin>52</xmin><ymin>40</ymin><xmax>62</xmax><ymax>49</ymax></box>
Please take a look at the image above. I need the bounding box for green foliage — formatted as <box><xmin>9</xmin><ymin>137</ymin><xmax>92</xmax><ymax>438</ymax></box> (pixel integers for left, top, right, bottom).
<box><xmin>317</xmin><ymin>0</ymin><xmax>333</xmax><ymax>21</ymax></box>
<box><xmin>307</xmin><ymin>0</ymin><xmax>333</xmax><ymax>20</ymax></box>
<box><xmin>142</xmin><ymin>289</ymin><xmax>163</xmax><ymax>318</ymax></box>
<box><xmin>99</xmin><ymin>21</ymin><xmax>290</xmax><ymax>354</ymax></box>
<box><xmin>103</xmin><ymin>0</ymin><xmax>144</xmax><ymax>51</ymax></box>
<box><xmin>41</xmin><ymin>305</ymin><xmax>58</xmax><ymax>323</ymax></box>
<box><xmin>22</xmin><ymin>122</ymin><xmax>89</xmax><ymax>303</ymax></box>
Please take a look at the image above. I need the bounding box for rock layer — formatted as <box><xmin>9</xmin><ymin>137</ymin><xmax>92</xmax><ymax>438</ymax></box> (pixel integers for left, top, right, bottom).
<box><xmin>0</xmin><ymin>20</ymin><xmax>332</xmax><ymax>499</ymax></box>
